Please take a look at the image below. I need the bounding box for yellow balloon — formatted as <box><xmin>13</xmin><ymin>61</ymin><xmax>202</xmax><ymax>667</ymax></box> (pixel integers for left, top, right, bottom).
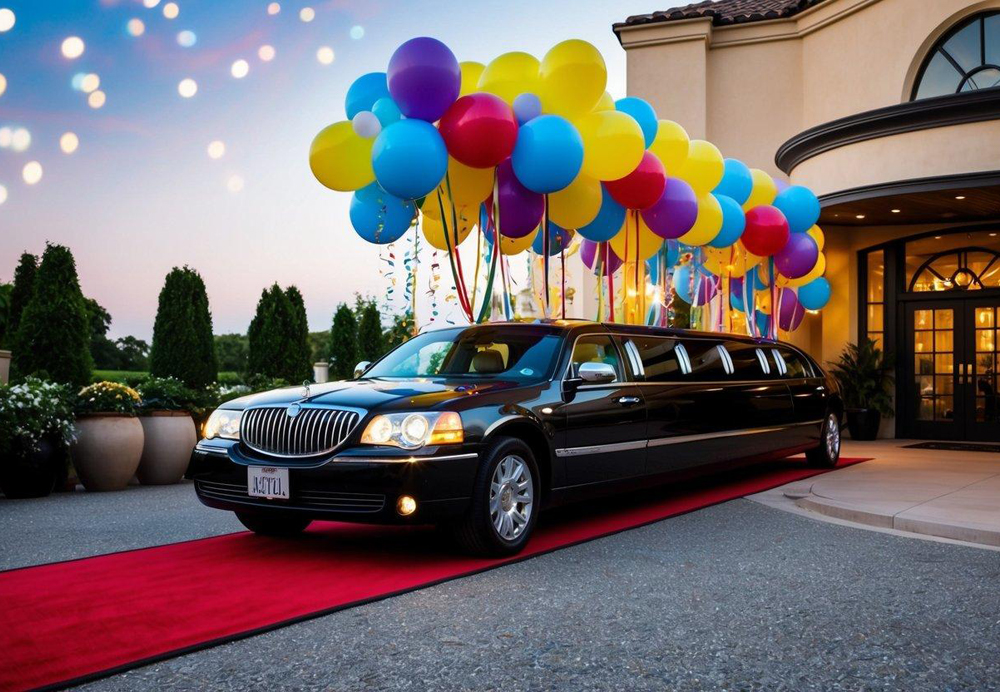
<box><xmin>757</xmin><ymin>289</ymin><xmax>772</xmax><ymax>314</ymax></box>
<box><xmin>648</xmin><ymin>120</ymin><xmax>689</xmax><ymax>175</ymax></box>
<box><xmin>679</xmin><ymin>193</ymin><xmax>723</xmax><ymax>246</ymax></box>
<box><xmin>459</xmin><ymin>61</ymin><xmax>485</xmax><ymax>97</ymax></box>
<box><xmin>807</xmin><ymin>224</ymin><xmax>825</xmax><ymax>252</ymax></box>
<box><xmin>575</xmin><ymin>110</ymin><xmax>645</xmax><ymax>181</ymax></box>
<box><xmin>701</xmin><ymin>246</ymin><xmax>760</xmax><ymax>278</ymax></box>
<box><xmin>539</xmin><ymin>39</ymin><xmax>607</xmax><ymax>118</ymax></box>
<box><xmin>309</xmin><ymin>121</ymin><xmax>373</xmax><ymax>191</ymax></box>
<box><xmin>677</xmin><ymin>139</ymin><xmax>724</xmax><ymax>194</ymax></box>
<box><xmin>495</xmin><ymin>226</ymin><xmax>537</xmax><ymax>255</ymax></box>
<box><xmin>593</xmin><ymin>91</ymin><xmax>615</xmax><ymax>111</ymax></box>
<box><xmin>442</xmin><ymin>157</ymin><xmax>492</xmax><ymax>207</ymax></box>
<box><xmin>422</xmin><ymin>209</ymin><xmax>474</xmax><ymax>251</ymax></box>
<box><xmin>477</xmin><ymin>52</ymin><xmax>539</xmax><ymax>105</ymax></box>
<box><xmin>548</xmin><ymin>175</ymin><xmax>602</xmax><ymax>229</ymax></box>
<box><xmin>609</xmin><ymin>216</ymin><xmax>662</xmax><ymax>261</ymax></box>
<box><xmin>743</xmin><ymin>168</ymin><xmax>778</xmax><ymax>211</ymax></box>
<box><xmin>779</xmin><ymin>252</ymin><xmax>826</xmax><ymax>288</ymax></box>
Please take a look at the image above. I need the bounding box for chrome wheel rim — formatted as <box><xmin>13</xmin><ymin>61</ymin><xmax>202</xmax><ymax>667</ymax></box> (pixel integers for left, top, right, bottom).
<box><xmin>826</xmin><ymin>414</ymin><xmax>841</xmax><ymax>459</ymax></box>
<box><xmin>489</xmin><ymin>454</ymin><xmax>533</xmax><ymax>542</ymax></box>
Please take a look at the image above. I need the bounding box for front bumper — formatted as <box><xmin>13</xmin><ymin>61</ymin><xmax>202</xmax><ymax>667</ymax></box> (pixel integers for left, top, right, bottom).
<box><xmin>188</xmin><ymin>439</ymin><xmax>481</xmax><ymax>524</ymax></box>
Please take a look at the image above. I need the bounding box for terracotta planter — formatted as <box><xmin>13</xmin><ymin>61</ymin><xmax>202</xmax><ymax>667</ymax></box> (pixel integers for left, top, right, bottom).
<box><xmin>72</xmin><ymin>414</ymin><xmax>144</xmax><ymax>492</ymax></box>
<box><xmin>137</xmin><ymin>411</ymin><xmax>197</xmax><ymax>485</ymax></box>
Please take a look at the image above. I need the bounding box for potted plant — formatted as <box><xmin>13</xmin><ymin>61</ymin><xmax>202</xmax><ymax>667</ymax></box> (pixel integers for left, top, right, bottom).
<box><xmin>828</xmin><ymin>338</ymin><xmax>894</xmax><ymax>440</ymax></box>
<box><xmin>0</xmin><ymin>377</ymin><xmax>75</xmax><ymax>498</ymax></box>
<box><xmin>135</xmin><ymin>376</ymin><xmax>198</xmax><ymax>485</ymax></box>
<box><xmin>72</xmin><ymin>381</ymin><xmax>144</xmax><ymax>491</ymax></box>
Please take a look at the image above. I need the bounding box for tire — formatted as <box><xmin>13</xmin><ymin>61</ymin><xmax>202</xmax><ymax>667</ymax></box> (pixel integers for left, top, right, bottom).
<box><xmin>454</xmin><ymin>437</ymin><xmax>540</xmax><ymax>557</ymax></box>
<box><xmin>806</xmin><ymin>412</ymin><xmax>841</xmax><ymax>468</ymax></box>
<box><xmin>236</xmin><ymin>511</ymin><xmax>312</xmax><ymax>536</ymax></box>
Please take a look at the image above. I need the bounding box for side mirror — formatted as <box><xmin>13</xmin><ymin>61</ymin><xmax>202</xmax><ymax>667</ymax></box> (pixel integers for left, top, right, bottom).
<box><xmin>577</xmin><ymin>362</ymin><xmax>617</xmax><ymax>384</ymax></box>
<box><xmin>353</xmin><ymin>361</ymin><xmax>372</xmax><ymax>378</ymax></box>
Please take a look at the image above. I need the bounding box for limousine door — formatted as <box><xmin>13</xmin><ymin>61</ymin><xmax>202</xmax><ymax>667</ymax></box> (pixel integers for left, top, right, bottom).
<box><xmin>556</xmin><ymin>334</ymin><xmax>647</xmax><ymax>486</ymax></box>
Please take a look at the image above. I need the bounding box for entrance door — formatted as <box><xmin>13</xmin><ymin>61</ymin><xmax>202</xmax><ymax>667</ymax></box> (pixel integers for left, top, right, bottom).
<box><xmin>967</xmin><ymin>301</ymin><xmax>1000</xmax><ymax>441</ymax></box>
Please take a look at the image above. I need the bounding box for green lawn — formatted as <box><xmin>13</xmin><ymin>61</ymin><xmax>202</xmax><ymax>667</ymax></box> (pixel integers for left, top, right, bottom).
<box><xmin>93</xmin><ymin>370</ymin><xmax>242</xmax><ymax>385</ymax></box>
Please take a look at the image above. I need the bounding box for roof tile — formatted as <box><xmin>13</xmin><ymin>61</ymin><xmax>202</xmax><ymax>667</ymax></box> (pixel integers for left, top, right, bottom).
<box><xmin>615</xmin><ymin>0</ymin><xmax>827</xmax><ymax>30</ymax></box>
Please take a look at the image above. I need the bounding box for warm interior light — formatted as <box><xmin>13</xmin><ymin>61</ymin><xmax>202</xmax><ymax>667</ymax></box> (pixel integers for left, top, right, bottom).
<box><xmin>855</xmin><ymin>214</ymin><xmax>865</xmax><ymax>219</ymax></box>
<box><xmin>890</xmin><ymin>209</ymin><xmax>901</xmax><ymax>213</ymax></box>
<box><xmin>428</xmin><ymin>411</ymin><xmax>463</xmax><ymax>445</ymax></box>
<box><xmin>396</xmin><ymin>495</ymin><xmax>417</xmax><ymax>516</ymax></box>
<box><xmin>954</xmin><ymin>195</ymin><xmax>966</xmax><ymax>200</ymax></box>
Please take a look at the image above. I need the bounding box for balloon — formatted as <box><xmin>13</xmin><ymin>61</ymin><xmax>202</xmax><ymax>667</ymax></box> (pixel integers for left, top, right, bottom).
<box><xmin>581</xmin><ymin>238</ymin><xmax>623</xmax><ymax>274</ymax></box>
<box><xmin>707</xmin><ymin>194</ymin><xmax>745</xmax><ymax>248</ymax></box>
<box><xmin>386</xmin><ymin>37</ymin><xmax>461</xmax><ymax>122</ymax></box>
<box><xmin>349</xmin><ymin>184</ymin><xmax>415</xmax><ymax>244</ymax></box>
<box><xmin>679</xmin><ymin>193</ymin><xmax>723</xmax><ymax>246</ymax></box>
<box><xmin>677</xmin><ymin>139</ymin><xmax>724</xmax><ymax>194</ymax></box>
<box><xmin>777</xmin><ymin>287</ymin><xmax>805</xmax><ymax>331</ymax></box>
<box><xmin>441</xmin><ymin>157</ymin><xmax>493</xmax><ymax>207</ymax></box>
<box><xmin>438</xmin><ymin>93</ymin><xmax>518</xmax><ymax>168</ymax></box>
<box><xmin>577</xmin><ymin>185</ymin><xmax>625</xmax><ymax>242</ymax></box>
<box><xmin>532</xmin><ymin>223</ymin><xmax>575</xmax><ymax>256</ymax></box>
<box><xmin>614</xmin><ymin>97</ymin><xmax>658</xmax><ymax>148</ymax></box>
<box><xmin>483</xmin><ymin>219</ymin><xmax>538</xmax><ymax>256</ymax></box>
<box><xmin>511</xmin><ymin>115</ymin><xmax>584</xmax><ymax>194</ymax></box>
<box><xmin>458</xmin><ymin>61</ymin><xmax>485</xmax><ymax>97</ymax></box>
<box><xmin>549</xmin><ymin>174</ymin><xmax>602</xmax><ymax>230</ymax></box>
<box><xmin>641</xmin><ymin>177</ymin><xmax>697</xmax><ymax>239</ymax></box>
<box><xmin>351</xmin><ymin>111</ymin><xmax>381</xmax><ymax>138</ymax></box>
<box><xmin>495</xmin><ymin>158</ymin><xmax>544</xmax><ymax>238</ymax></box>
<box><xmin>645</xmin><ymin>240</ymin><xmax>678</xmax><ymax>284</ymax></box>
<box><xmin>701</xmin><ymin>245</ymin><xmax>759</xmax><ymax>278</ymax></box>
<box><xmin>741</xmin><ymin>205</ymin><xmax>790</xmax><ymax>256</ymax></box>
<box><xmin>593</xmin><ymin>91</ymin><xmax>615</xmax><ymax>111</ymax></box>
<box><xmin>539</xmin><ymin>39</ymin><xmax>606</xmax><ymax>117</ymax></box>
<box><xmin>512</xmin><ymin>92</ymin><xmax>542</xmax><ymax>124</ymax></box>
<box><xmin>755</xmin><ymin>310</ymin><xmax>772</xmax><ymax>336</ymax></box>
<box><xmin>780</xmin><ymin>252</ymin><xmax>826</xmax><ymax>288</ymax></box>
<box><xmin>345</xmin><ymin>72</ymin><xmax>390</xmax><ymax>119</ymax></box>
<box><xmin>609</xmin><ymin>216</ymin><xmax>663</xmax><ymax>261</ymax></box>
<box><xmin>372</xmin><ymin>119</ymin><xmax>448</xmax><ymax>200</ymax></box>
<box><xmin>422</xmin><ymin>207</ymin><xmax>475</xmax><ymax>250</ymax></box>
<box><xmin>798</xmin><ymin>276</ymin><xmax>831</xmax><ymax>310</ymax></box>
<box><xmin>730</xmin><ymin>279</ymin><xmax>746</xmax><ymax>312</ymax></box>
<box><xmin>807</xmin><ymin>224</ymin><xmax>825</xmax><ymax>251</ymax></box>
<box><xmin>743</xmin><ymin>168</ymin><xmax>778</xmax><ymax>211</ymax></box>
<box><xmin>649</xmin><ymin>120</ymin><xmax>689</xmax><ymax>175</ymax></box>
<box><xmin>773</xmin><ymin>185</ymin><xmax>821</xmax><ymax>234</ymax></box>
<box><xmin>309</xmin><ymin>121</ymin><xmax>374</xmax><ymax>191</ymax></box>
<box><xmin>774</xmin><ymin>178</ymin><xmax>790</xmax><ymax>193</ymax></box>
<box><xmin>775</xmin><ymin>232</ymin><xmax>819</xmax><ymax>279</ymax></box>
<box><xmin>478</xmin><ymin>51</ymin><xmax>540</xmax><ymax>104</ymax></box>
<box><xmin>604</xmin><ymin>150</ymin><xmax>666</xmax><ymax>210</ymax></box>
<box><xmin>575</xmin><ymin>110</ymin><xmax>645</xmax><ymax>181</ymax></box>
<box><xmin>674</xmin><ymin>263</ymin><xmax>718</xmax><ymax>306</ymax></box>
<box><xmin>371</xmin><ymin>97</ymin><xmax>401</xmax><ymax>126</ymax></box>
<box><xmin>713</xmin><ymin>159</ymin><xmax>753</xmax><ymax>205</ymax></box>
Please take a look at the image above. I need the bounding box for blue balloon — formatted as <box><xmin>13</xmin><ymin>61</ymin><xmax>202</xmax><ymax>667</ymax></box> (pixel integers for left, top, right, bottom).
<box><xmin>346</xmin><ymin>72</ymin><xmax>390</xmax><ymax>120</ymax></box>
<box><xmin>753</xmin><ymin>265</ymin><xmax>769</xmax><ymax>290</ymax></box>
<box><xmin>349</xmin><ymin>183</ymin><xmax>415</xmax><ymax>244</ymax></box>
<box><xmin>798</xmin><ymin>276</ymin><xmax>831</xmax><ymax>310</ymax></box>
<box><xmin>512</xmin><ymin>92</ymin><xmax>542</xmax><ymax>125</ymax></box>
<box><xmin>511</xmin><ymin>115</ymin><xmax>584</xmax><ymax>194</ymax></box>
<box><xmin>713</xmin><ymin>159</ymin><xmax>753</xmax><ymax>205</ymax></box>
<box><xmin>532</xmin><ymin>223</ymin><xmax>573</xmax><ymax>256</ymax></box>
<box><xmin>646</xmin><ymin>240</ymin><xmax>679</xmax><ymax>284</ymax></box>
<box><xmin>674</xmin><ymin>264</ymin><xmax>695</xmax><ymax>304</ymax></box>
<box><xmin>372</xmin><ymin>120</ymin><xmax>448</xmax><ymax>201</ymax></box>
<box><xmin>615</xmin><ymin>97</ymin><xmax>658</xmax><ymax>148</ymax></box>
<box><xmin>730</xmin><ymin>290</ymin><xmax>745</xmax><ymax>313</ymax></box>
<box><xmin>578</xmin><ymin>186</ymin><xmax>626</xmax><ymax>242</ymax></box>
<box><xmin>708</xmin><ymin>194</ymin><xmax>746</xmax><ymax>248</ymax></box>
<box><xmin>755</xmin><ymin>310</ymin><xmax>771</xmax><ymax>336</ymax></box>
<box><xmin>773</xmin><ymin>185</ymin><xmax>820</xmax><ymax>234</ymax></box>
<box><xmin>371</xmin><ymin>97</ymin><xmax>402</xmax><ymax>126</ymax></box>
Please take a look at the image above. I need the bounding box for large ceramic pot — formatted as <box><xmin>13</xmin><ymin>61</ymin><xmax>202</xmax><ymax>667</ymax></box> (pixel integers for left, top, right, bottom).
<box><xmin>846</xmin><ymin>408</ymin><xmax>881</xmax><ymax>441</ymax></box>
<box><xmin>137</xmin><ymin>411</ymin><xmax>197</xmax><ymax>485</ymax></box>
<box><xmin>0</xmin><ymin>436</ymin><xmax>68</xmax><ymax>499</ymax></box>
<box><xmin>72</xmin><ymin>414</ymin><xmax>144</xmax><ymax>492</ymax></box>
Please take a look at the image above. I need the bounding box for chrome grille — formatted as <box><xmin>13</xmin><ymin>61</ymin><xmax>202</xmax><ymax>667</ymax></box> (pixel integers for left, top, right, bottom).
<box><xmin>241</xmin><ymin>406</ymin><xmax>361</xmax><ymax>458</ymax></box>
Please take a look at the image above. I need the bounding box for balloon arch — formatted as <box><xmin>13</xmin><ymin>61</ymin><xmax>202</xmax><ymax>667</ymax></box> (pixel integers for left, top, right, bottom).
<box><xmin>309</xmin><ymin>37</ymin><xmax>832</xmax><ymax>338</ymax></box>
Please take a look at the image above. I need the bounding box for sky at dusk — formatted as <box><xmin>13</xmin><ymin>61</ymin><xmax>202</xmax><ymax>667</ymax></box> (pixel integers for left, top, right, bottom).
<box><xmin>0</xmin><ymin>0</ymin><xmax>658</xmax><ymax>340</ymax></box>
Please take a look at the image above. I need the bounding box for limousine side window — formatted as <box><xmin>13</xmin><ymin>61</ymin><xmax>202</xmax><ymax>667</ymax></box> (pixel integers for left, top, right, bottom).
<box><xmin>569</xmin><ymin>335</ymin><xmax>623</xmax><ymax>381</ymax></box>
<box><xmin>724</xmin><ymin>341</ymin><xmax>768</xmax><ymax>379</ymax></box>
<box><xmin>679</xmin><ymin>339</ymin><xmax>728</xmax><ymax>379</ymax></box>
<box><xmin>625</xmin><ymin>336</ymin><xmax>684</xmax><ymax>382</ymax></box>
<box><xmin>776</xmin><ymin>347</ymin><xmax>814</xmax><ymax>378</ymax></box>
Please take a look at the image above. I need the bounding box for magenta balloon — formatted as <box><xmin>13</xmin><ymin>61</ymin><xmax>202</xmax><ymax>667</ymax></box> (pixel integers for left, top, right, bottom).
<box><xmin>777</xmin><ymin>287</ymin><xmax>805</xmax><ymax>331</ymax></box>
<box><xmin>580</xmin><ymin>239</ymin><xmax>623</xmax><ymax>275</ymax></box>
<box><xmin>641</xmin><ymin>177</ymin><xmax>698</xmax><ymax>239</ymax></box>
<box><xmin>496</xmin><ymin>159</ymin><xmax>544</xmax><ymax>238</ymax></box>
<box><xmin>774</xmin><ymin>232</ymin><xmax>819</xmax><ymax>279</ymax></box>
<box><xmin>387</xmin><ymin>37</ymin><xmax>461</xmax><ymax>122</ymax></box>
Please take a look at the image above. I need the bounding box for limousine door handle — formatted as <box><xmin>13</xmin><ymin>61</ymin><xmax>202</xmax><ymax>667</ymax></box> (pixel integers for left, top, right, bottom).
<box><xmin>617</xmin><ymin>396</ymin><xmax>642</xmax><ymax>406</ymax></box>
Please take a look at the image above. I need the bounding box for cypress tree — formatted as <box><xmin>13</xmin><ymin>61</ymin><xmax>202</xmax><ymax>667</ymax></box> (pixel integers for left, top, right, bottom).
<box><xmin>357</xmin><ymin>300</ymin><xmax>385</xmax><ymax>362</ymax></box>
<box><xmin>247</xmin><ymin>284</ymin><xmax>291</xmax><ymax>379</ymax></box>
<box><xmin>8</xmin><ymin>252</ymin><xmax>37</xmax><ymax>344</ymax></box>
<box><xmin>12</xmin><ymin>244</ymin><xmax>92</xmax><ymax>387</ymax></box>
<box><xmin>329</xmin><ymin>303</ymin><xmax>359</xmax><ymax>379</ymax></box>
<box><xmin>149</xmin><ymin>266</ymin><xmax>218</xmax><ymax>388</ymax></box>
<box><xmin>284</xmin><ymin>286</ymin><xmax>314</xmax><ymax>382</ymax></box>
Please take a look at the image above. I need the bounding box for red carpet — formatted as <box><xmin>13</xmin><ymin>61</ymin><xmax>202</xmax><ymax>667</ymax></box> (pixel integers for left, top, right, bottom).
<box><xmin>0</xmin><ymin>457</ymin><xmax>868</xmax><ymax>691</ymax></box>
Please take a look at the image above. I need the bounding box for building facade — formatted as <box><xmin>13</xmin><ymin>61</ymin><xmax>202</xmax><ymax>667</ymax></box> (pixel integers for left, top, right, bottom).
<box><xmin>615</xmin><ymin>0</ymin><xmax>1000</xmax><ymax>440</ymax></box>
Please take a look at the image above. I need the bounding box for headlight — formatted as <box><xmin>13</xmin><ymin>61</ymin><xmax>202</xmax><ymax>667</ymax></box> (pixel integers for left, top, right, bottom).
<box><xmin>204</xmin><ymin>409</ymin><xmax>242</xmax><ymax>440</ymax></box>
<box><xmin>360</xmin><ymin>411</ymin><xmax>463</xmax><ymax>449</ymax></box>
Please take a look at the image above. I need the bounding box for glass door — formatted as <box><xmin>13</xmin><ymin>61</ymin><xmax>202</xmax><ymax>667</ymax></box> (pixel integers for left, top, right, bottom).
<box><xmin>965</xmin><ymin>301</ymin><xmax>1000</xmax><ymax>441</ymax></box>
<box><xmin>904</xmin><ymin>302</ymin><xmax>964</xmax><ymax>439</ymax></box>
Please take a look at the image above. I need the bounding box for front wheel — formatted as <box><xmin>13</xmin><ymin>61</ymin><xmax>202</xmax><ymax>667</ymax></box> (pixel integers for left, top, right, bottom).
<box><xmin>236</xmin><ymin>511</ymin><xmax>312</xmax><ymax>536</ymax></box>
<box><xmin>806</xmin><ymin>412</ymin><xmax>841</xmax><ymax>468</ymax></box>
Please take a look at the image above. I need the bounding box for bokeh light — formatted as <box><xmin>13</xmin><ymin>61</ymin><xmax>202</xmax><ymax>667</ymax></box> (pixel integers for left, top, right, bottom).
<box><xmin>178</xmin><ymin>78</ymin><xmax>197</xmax><ymax>98</ymax></box>
<box><xmin>177</xmin><ymin>30</ymin><xmax>196</xmax><ymax>47</ymax></box>
<box><xmin>299</xmin><ymin>7</ymin><xmax>314</xmax><ymax>22</ymax></box>
<box><xmin>350</xmin><ymin>25</ymin><xmax>364</xmax><ymax>40</ymax></box>
<box><xmin>60</xmin><ymin>132</ymin><xmax>79</xmax><ymax>154</ymax></box>
<box><xmin>162</xmin><ymin>2</ymin><xmax>179</xmax><ymax>19</ymax></box>
<box><xmin>61</xmin><ymin>36</ymin><xmax>85</xmax><ymax>60</ymax></box>
<box><xmin>316</xmin><ymin>46</ymin><xmax>334</xmax><ymax>65</ymax></box>
<box><xmin>11</xmin><ymin>127</ymin><xmax>31</xmax><ymax>152</ymax></box>
<box><xmin>0</xmin><ymin>127</ymin><xmax>11</xmax><ymax>148</ymax></box>
<box><xmin>88</xmin><ymin>90</ymin><xmax>106</xmax><ymax>108</ymax></box>
<box><xmin>0</xmin><ymin>8</ymin><xmax>14</xmax><ymax>33</ymax></box>
<box><xmin>22</xmin><ymin>161</ymin><xmax>43</xmax><ymax>185</ymax></box>
<box><xmin>126</xmin><ymin>18</ymin><xmax>145</xmax><ymax>37</ymax></box>
<box><xmin>0</xmin><ymin>73</ymin><xmax>6</xmax><ymax>98</ymax></box>
<box><xmin>143</xmin><ymin>0</ymin><xmax>160</xmax><ymax>8</ymax></box>
<box><xmin>81</xmin><ymin>73</ymin><xmax>100</xmax><ymax>93</ymax></box>
<box><xmin>267</xmin><ymin>2</ymin><xmax>280</xmax><ymax>15</ymax></box>
<box><xmin>258</xmin><ymin>44</ymin><xmax>275</xmax><ymax>62</ymax></box>
<box><xmin>0</xmin><ymin>184</ymin><xmax>7</xmax><ymax>206</ymax></box>
<box><xmin>207</xmin><ymin>140</ymin><xmax>225</xmax><ymax>159</ymax></box>
<box><xmin>227</xmin><ymin>174</ymin><xmax>244</xmax><ymax>193</ymax></box>
<box><xmin>230</xmin><ymin>59</ymin><xmax>249</xmax><ymax>79</ymax></box>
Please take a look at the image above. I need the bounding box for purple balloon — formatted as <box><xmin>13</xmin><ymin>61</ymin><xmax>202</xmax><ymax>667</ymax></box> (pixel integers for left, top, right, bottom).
<box><xmin>777</xmin><ymin>287</ymin><xmax>805</xmax><ymax>331</ymax></box>
<box><xmin>496</xmin><ymin>159</ymin><xmax>544</xmax><ymax>238</ymax></box>
<box><xmin>580</xmin><ymin>239</ymin><xmax>623</xmax><ymax>275</ymax></box>
<box><xmin>641</xmin><ymin>177</ymin><xmax>698</xmax><ymax>240</ymax></box>
<box><xmin>387</xmin><ymin>37</ymin><xmax>461</xmax><ymax>122</ymax></box>
<box><xmin>774</xmin><ymin>232</ymin><xmax>819</xmax><ymax>279</ymax></box>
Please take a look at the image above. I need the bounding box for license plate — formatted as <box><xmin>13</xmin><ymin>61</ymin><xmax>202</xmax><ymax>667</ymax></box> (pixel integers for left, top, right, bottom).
<box><xmin>248</xmin><ymin>466</ymin><xmax>289</xmax><ymax>500</ymax></box>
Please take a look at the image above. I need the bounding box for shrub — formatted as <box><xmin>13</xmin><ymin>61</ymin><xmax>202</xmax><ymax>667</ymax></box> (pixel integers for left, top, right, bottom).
<box><xmin>329</xmin><ymin>303</ymin><xmax>358</xmax><ymax>379</ymax></box>
<box><xmin>285</xmin><ymin>286</ymin><xmax>314</xmax><ymax>381</ymax></box>
<box><xmin>76</xmin><ymin>381</ymin><xmax>141</xmax><ymax>415</ymax></box>
<box><xmin>136</xmin><ymin>376</ymin><xmax>198</xmax><ymax>413</ymax></box>
<box><xmin>12</xmin><ymin>244</ymin><xmax>93</xmax><ymax>387</ymax></box>
<box><xmin>149</xmin><ymin>266</ymin><xmax>218</xmax><ymax>388</ymax></box>
<box><xmin>215</xmin><ymin>333</ymin><xmax>248</xmax><ymax>373</ymax></box>
<box><xmin>385</xmin><ymin>311</ymin><xmax>414</xmax><ymax>351</ymax></box>
<box><xmin>7</xmin><ymin>252</ymin><xmax>37</xmax><ymax>345</ymax></box>
<box><xmin>0</xmin><ymin>377</ymin><xmax>75</xmax><ymax>459</ymax></box>
<box><xmin>247</xmin><ymin>285</ymin><xmax>311</xmax><ymax>382</ymax></box>
<box><xmin>828</xmin><ymin>339</ymin><xmax>895</xmax><ymax>417</ymax></box>
<box><xmin>357</xmin><ymin>298</ymin><xmax>385</xmax><ymax>362</ymax></box>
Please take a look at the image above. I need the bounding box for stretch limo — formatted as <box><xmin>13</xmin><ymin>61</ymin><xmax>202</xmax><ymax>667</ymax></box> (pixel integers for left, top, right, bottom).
<box><xmin>191</xmin><ymin>320</ymin><xmax>842</xmax><ymax>555</ymax></box>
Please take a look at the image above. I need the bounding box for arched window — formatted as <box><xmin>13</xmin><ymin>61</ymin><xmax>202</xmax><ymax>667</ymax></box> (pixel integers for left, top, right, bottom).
<box><xmin>912</xmin><ymin>11</ymin><xmax>1000</xmax><ymax>100</ymax></box>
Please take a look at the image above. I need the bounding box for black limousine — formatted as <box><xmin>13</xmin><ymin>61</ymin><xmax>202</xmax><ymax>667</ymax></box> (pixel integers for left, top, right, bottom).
<box><xmin>191</xmin><ymin>320</ymin><xmax>842</xmax><ymax>555</ymax></box>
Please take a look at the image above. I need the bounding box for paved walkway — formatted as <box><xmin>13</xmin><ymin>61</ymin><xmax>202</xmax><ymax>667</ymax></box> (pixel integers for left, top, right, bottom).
<box><xmin>754</xmin><ymin>440</ymin><xmax>1000</xmax><ymax>548</ymax></box>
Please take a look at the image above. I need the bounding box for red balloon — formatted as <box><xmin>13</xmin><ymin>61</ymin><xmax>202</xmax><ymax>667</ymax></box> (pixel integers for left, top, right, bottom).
<box><xmin>603</xmin><ymin>151</ymin><xmax>666</xmax><ymax>210</ymax></box>
<box><xmin>438</xmin><ymin>93</ymin><xmax>518</xmax><ymax>169</ymax></box>
<box><xmin>742</xmin><ymin>205</ymin><xmax>790</xmax><ymax>257</ymax></box>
